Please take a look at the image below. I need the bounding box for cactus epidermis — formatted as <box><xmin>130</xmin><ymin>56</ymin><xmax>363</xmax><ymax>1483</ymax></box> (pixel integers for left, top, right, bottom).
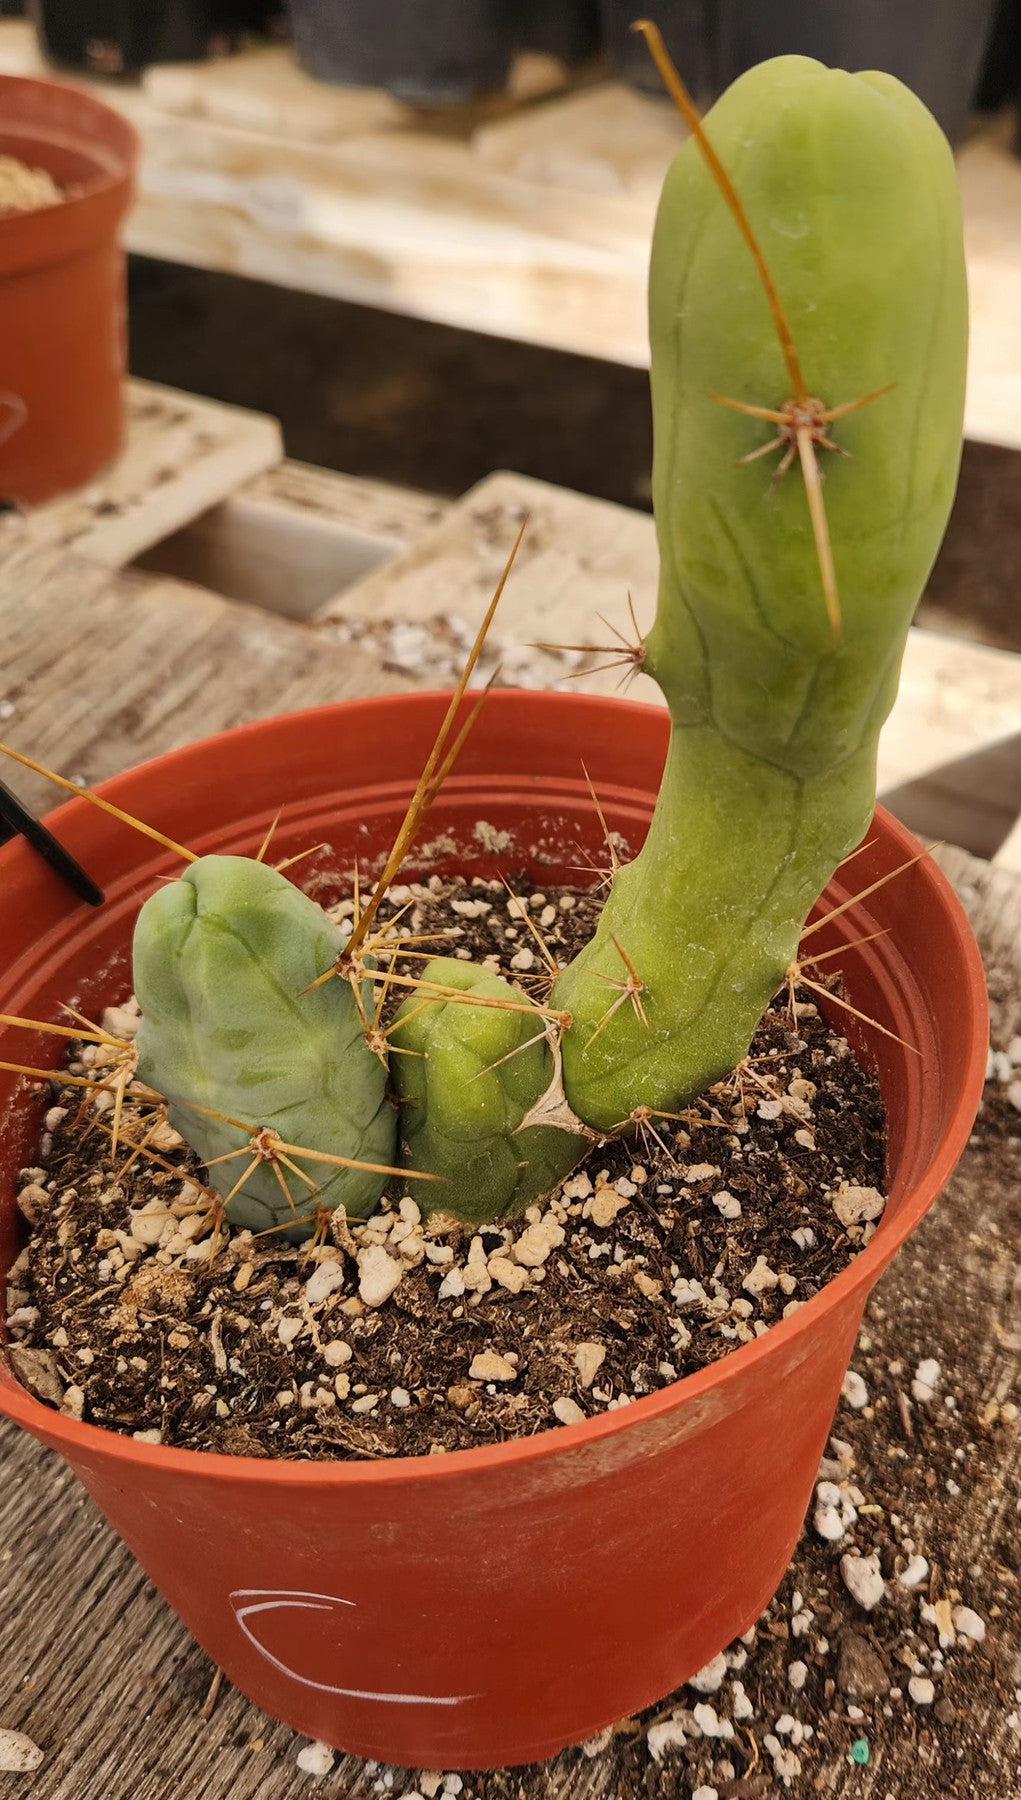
<box><xmin>391</xmin><ymin>958</ymin><xmax>586</xmax><ymax>1222</ymax></box>
<box><xmin>133</xmin><ymin>854</ymin><xmax>397</xmax><ymax>1235</ymax></box>
<box><xmin>553</xmin><ymin>56</ymin><xmax>967</xmax><ymax>1130</ymax></box>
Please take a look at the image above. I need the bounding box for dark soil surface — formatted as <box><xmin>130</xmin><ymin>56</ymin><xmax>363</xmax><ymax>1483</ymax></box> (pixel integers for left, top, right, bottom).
<box><xmin>6</xmin><ymin>876</ymin><xmax>886</xmax><ymax>1461</ymax></box>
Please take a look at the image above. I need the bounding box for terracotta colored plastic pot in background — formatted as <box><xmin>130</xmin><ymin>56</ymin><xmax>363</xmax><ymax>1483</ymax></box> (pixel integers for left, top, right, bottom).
<box><xmin>0</xmin><ymin>693</ymin><xmax>987</xmax><ymax>1769</ymax></box>
<box><xmin>0</xmin><ymin>76</ymin><xmax>137</xmax><ymax>505</ymax></box>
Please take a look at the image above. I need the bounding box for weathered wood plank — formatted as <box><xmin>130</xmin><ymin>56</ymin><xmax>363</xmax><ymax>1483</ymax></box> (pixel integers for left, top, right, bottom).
<box><xmin>0</xmin><ymin>382</ymin><xmax>282</xmax><ymax>569</ymax></box>
<box><xmin>0</xmin><ymin>547</ymin><xmax>408</xmax><ymax>819</ymax></box>
<box><xmin>143</xmin><ymin>45</ymin><xmax>409</xmax><ymax>142</ymax></box>
<box><xmin>316</xmin><ymin>470</ymin><xmax>1021</xmax><ymax>859</ymax></box>
<box><xmin>134</xmin><ymin>460</ymin><xmax>451</xmax><ymax>619</ymax></box>
<box><xmin>473</xmin><ymin>80</ymin><xmax>682</xmax><ymax>196</ymax></box>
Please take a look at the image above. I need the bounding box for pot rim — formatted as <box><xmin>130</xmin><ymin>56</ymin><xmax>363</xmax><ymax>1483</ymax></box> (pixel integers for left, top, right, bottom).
<box><xmin>0</xmin><ymin>72</ymin><xmax>138</xmax><ymax>214</ymax></box>
<box><xmin>0</xmin><ymin>690</ymin><xmax>989</xmax><ymax>1486</ymax></box>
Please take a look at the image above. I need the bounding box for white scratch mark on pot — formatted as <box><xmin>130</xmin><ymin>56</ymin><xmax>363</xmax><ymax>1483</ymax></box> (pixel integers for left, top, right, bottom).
<box><xmin>230</xmin><ymin>1589</ymin><xmax>476</xmax><ymax>1706</ymax></box>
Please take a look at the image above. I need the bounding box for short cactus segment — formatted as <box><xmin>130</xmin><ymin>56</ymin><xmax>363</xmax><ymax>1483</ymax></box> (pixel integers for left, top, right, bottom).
<box><xmin>133</xmin><ymin>855</ymin><xmax>398</xmax><ymax>1235</ymax></box>
<box><xmin>553</xmin><ymin>53</ymin><xmax>968</xmax><ymax>1131</ymax></box>
<box><xmin>390</xmin><ymin>958</ymin><xmax>587</xmax><ymax>1223</ymax></box>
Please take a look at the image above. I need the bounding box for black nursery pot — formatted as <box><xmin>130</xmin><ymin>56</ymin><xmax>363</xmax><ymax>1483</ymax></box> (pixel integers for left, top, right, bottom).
<box><xmin>29</xmin><ymin>0</ymin><xmax>212</xmax><ymax>73</ymax></box>
<box><xmin>287</xmin><ymin>0</ymin><xmax>513</xmax><ymax>102</ymax></box>
<box><xmin>516</xmin><ymin>0</ymin><xmax>599</xmax><ymax>65</ymax></box>
<box><xmin>602</xmin><ymin>0</ymin><xmax>1002</xmax><ymax>145</ymax></box>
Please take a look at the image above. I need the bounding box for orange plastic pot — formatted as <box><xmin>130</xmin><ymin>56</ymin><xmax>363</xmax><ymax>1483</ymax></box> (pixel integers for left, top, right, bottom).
<box><xmin>0</xmin><ymin>692</ymin><xmax>987</xmax><ymax>1768</ymax></box>
<box><xmin>0</xmin><ymin>76</ymin><xmax>137</xmax><ymax>505</ymax></box>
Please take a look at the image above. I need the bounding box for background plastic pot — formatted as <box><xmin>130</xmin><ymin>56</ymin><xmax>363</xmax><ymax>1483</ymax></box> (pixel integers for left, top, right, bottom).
<box><xmin>0</xmin><ymin>76</ymin><xmax>136</xmax><ymax>505</ymax></box>
<box><xmin>603</xmin><ymin>0</ymin><xmax>1001</xmax><ymax>145</ymax></box>
<box><xmin>29</xmin><ymin>1</ymin><xmax>212</xmax><ymax>74</ymax></box>
<box><xmin>288</xmin><ymin>0</ymin><xmax>514</xmax><ymax>103</ymax></box>
<box><xmin>0</xmin><ymin>692</ymin><xmax>987</xmax><ymax>1769</ymax></box>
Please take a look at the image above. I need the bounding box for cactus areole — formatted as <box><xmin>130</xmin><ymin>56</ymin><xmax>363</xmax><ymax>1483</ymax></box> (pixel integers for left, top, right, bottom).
<box><xmin>131</xmin><ymin>53</ymin><xmax>967</xmax><ymax>1230</ymax></box>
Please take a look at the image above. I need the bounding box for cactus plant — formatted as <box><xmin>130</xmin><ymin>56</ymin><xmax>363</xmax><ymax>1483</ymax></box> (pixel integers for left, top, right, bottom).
<box><xmin>551</xmin><ymin>48</ymin><xmax>967</xmax><ymax>1130</ymax></box>
<box><xmin>0</xmin><ymin>38</ymin><xmax>968</xmax><ymax>1236</ymax></box>
<box><xmin>133</xmin><ymin>854</ymin><xmax>399</xmax><ymax>1235</ymax></box>
<box><xmin>390</xmin><ymin>42</ymin><xmax>967</xmax><ymax>1191</ymax></box>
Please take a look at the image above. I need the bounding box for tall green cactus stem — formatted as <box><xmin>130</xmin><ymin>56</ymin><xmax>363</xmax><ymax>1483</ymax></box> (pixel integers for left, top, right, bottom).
<box><xmin>391</xmin><ymin>957</ymin><xmax>590</xmax><ymax>1221</ymax></box>
<box><xmin>554</xmin><ymin>54</ymin><xmax>968</xmax><ymax>1131</ymax></box>
<box><xmin>133</xmin><ymin>855</ymin><xmax>398</xmax><ymax>1235</ymax></box>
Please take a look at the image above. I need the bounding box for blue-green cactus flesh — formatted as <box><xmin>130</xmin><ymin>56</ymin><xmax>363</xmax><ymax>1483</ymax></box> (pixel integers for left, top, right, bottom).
<box><xmin>133</xmin><ymin>855</ymin><xmax>397</xmax><ymax>1237</ymax></box>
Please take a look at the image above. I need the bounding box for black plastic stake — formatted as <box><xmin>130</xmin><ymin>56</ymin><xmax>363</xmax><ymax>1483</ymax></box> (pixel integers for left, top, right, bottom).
<box><xmin>0</xmin><ymin>779</ymin><xmax>104</xmax><ymax>907</ymax></box>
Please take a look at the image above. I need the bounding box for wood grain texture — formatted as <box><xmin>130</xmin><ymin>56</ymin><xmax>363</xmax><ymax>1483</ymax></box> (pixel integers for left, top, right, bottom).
<box><xmin>0</xmin><ymin>546</ymin><xmax>408</xmax><ymax>819</ymax></box>
<box><xmin>0</xmin><ymin>382</ymin><xmax>282</xmax><ymax>569</ymax></box>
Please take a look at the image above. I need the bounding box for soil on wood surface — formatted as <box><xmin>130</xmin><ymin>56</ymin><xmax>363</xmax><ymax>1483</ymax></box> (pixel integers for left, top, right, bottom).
<box><xmin>6</xmin><ymin>874</ymin><xmax>887</xmax><ymax>1460</ymax></box>
<box><xmin>0</xmin><ymin>155</ymin><xmax>62</xmax><ymax>216</ymax></box>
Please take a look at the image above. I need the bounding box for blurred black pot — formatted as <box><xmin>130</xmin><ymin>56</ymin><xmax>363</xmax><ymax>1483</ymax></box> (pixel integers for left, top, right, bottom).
<box><xmin>288</xmin><ymin>0</ymin><xmax>512</xmax><ymax>102</ymax></box>
<box><xmin>602</xmin><ymin>0</ymin><xmax>1001</xmax><ymax>145</ymax></box>
<box><xmin>288</xmin><ymin>0</ymin><xmax>597</xmax><ymax>103</ymax></box>
<box><xmin>30</xmin><ymin>0</ymin><xmax>212</xmax><ymax>72</ymax></box>
<box><xmin>29</xmin><ymin>0</ymin><xmax>282</xmax><ymax>72</ymax></box>
<box><xmin>516</xmin><ymin>0</ymin><xmax>599</xmax><ymax>65</ymax></box>
<box><xmin>976</xmin><ymin>0</ymin><xmax>1021</xmax><ymax>109</ymax></box>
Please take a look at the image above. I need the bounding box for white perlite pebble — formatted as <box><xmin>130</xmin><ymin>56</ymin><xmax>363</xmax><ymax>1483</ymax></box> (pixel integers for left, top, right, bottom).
<box><xmin>358</xmin><ymin>1244</ymin><xmax>403</xmax><ymax>1308</ymax></box>
<box><xmin>813</xmin><ymin>1478</ymin><xmax>857</xmax><ymax>1544</ymax></box>
<box><xmin>553</xmin><ymin>1396</ymin><xmax>585</xmax><ymax>1427</ymax></box>
<box><xmin>953</xmin><ymin>1605</ymin><xmax>986</xmax><ymax>1642</ymax></box>
<box><xmin>831</xmin><ymin>1183</ymin><xmax>886</xmax><ymax>1228</ymax></box>
<box><xmin>304</xmin><ymin>1260</ymin><xmax>345</xmax><ymax>1306</ymax></box>
<box><xmin>911</xmin><ymin>1357</ymin><xmax>941</xmax><ymax>1403</ymax></box>
<box><xmin>647</xmin><ymin>1718</ymin><xmax>688</xmax><ymax>1761</ymax></box>
<box><xmin>731</xmin><ymin>1681</ymin><xmax>754</xmax><ymax>1721</ymax></box>
<box><xmin>296</xmin><ymin>1739</ymin><xmax>336</xmax><ymax>1777</ymax></box>
<box><xmin>0</xmin><ymin>1728</ymin><xmax>44</xmax><ymax>1772</ymax></box>
<box><xmin>688</xmin><ymin>1652</ymin><xmax>728</xmax><ymax>1694</ymax></box>
<box><xmin>899</xmin><ymin>1554</ymin><xmax>930</xmax><ymax>1589</ymax></box>
<box><xmin>840</xmin><ymin>1552</ymin><xmax>886</xmax><ymax>1612</ymax></box>
<box><xmin>742</xmin><ymin>1256</ymin><xmax>779</xmax><ymax>1296</ymax></box>
<box><xmin>563</xmin><ymin>1172</ymin><xmax>593</xmax><ymax>1200</ymax></box>
<box><xmin>788</xmin><ymin>1660</ymin><xmax>808</xmax><ymax>1691</ymax></box>
<box><xmin>908</xmin><ymin>1676</ymin><xmax>936</xmax><ymax>1706</ymax></box>
<box><xmin>693</xmin><ymin>1789</ymin><xmax>720</xmax><ymax>1800</ymax></box>
<box><xmin>692</xmin><ymin>1702</ymin><xmax>734</xmax><ymax>1740</ymax></box>
<box><xmin>841</xmin><ymin>1370</ymin><xmax>869</xmax><ymax>1410</ymax></box>
<box><xmin>712</xmin><ymin>1190</ymin><xmax>742</xmax><ymax>1220</ymax></box>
